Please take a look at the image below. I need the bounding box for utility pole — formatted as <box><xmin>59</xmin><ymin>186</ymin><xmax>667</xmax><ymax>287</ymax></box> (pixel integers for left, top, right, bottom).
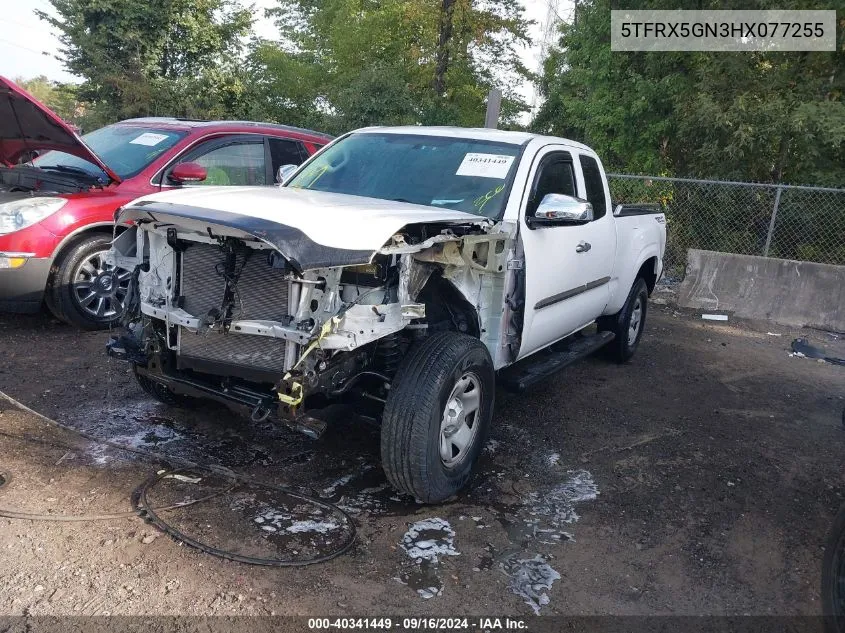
<box><xmin>485</xmin><ymin>89</ymin><xmax>502</xmax><ymax>128</ymax></box>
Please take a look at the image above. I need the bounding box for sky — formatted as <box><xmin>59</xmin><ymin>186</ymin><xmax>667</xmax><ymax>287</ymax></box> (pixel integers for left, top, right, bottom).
<box><xmin>0</xmin><ymin>0</ymin><xmax>567</xmax><ymax>114</ymax></box>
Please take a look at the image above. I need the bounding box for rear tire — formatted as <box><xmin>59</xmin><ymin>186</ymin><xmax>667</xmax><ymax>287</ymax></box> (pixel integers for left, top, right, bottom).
<box><xmin>823</xmin><ymin>503</ymin><xmax>845</xmax><ymax>633</ymax></box>
<box><xmin>381</xmin><ymin>332</ymin><xmax>494</xmax><ymax>503</ymax></box>
<box><xmin>47</xmin><ymin>234</ymin><xmax>130</xmax><ymax>330</ymax></box>
<box><xmin>598</xmin><ymin>277</ymin><xmax>649</xmax><ymax>363</ymax></box>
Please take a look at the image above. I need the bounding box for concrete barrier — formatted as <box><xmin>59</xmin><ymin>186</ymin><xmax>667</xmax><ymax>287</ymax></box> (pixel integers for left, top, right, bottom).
<box><xmin>677</xmin><ymin>249</ymin><xmax>845</xmax><ymax>332</ymax></box>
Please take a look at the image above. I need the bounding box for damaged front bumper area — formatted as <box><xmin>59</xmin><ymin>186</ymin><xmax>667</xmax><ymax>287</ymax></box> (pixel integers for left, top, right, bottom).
<box><xmin>104</xmin><ymin>219</ymin><xmax>430</xmax><ymax>431</ymax></box>
<box><xmin>106</xmin><ymin>203</ymin><xmax>515</xmax><ymax>434</ymax></box>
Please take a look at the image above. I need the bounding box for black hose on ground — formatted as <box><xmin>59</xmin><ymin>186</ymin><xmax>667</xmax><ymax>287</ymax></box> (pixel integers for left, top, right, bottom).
<box><xmin>134</xmin><ymin>469</ymin><xmax>357</xmax><ymax>567</ymax></box>
<box><xmin>0</xmin><ymin>390</ymin><xmax>357</xmax><ymax>566</ymax></box>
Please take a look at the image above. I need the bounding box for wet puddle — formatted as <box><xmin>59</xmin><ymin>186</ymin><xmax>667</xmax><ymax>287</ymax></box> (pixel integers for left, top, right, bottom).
<box><xmin>142</xmin><ymin>476</ymin><xmax>355</xmax><ymax>563</ymax></box>
<box><xmin>464</xmin><ymin>468</ymin><xmax>599</xmax><ymax>613</ymax></box>
<box><xmin>330</xmin><ymin>467</ymin><xmax>418</xmax><ymax>517</ymax></box>
<box><xmin>63</xmin><ymin>392</ymin><xmax>599</xmax><ymax>614</ymax></box>
<box><xmin>74</xmin><ymin>400</ymin><xmax>311</xmax><ymax>470</ymax></box>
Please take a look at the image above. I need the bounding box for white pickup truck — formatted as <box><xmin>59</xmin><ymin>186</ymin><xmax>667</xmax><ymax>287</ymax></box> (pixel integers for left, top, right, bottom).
<box><xmin>107</xmin><ymin>126</ymin><xmax>666</xmax><ymax>502</ymax></box>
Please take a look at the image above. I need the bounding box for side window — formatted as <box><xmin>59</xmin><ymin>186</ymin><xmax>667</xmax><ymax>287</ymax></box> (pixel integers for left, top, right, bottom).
<box><xmin>579</xmin><ymin>155</ymin><xmax>607</xmax><ymax>219</ymax></box>
<box><xmin>527</xmin><ymin>153</ymin><xmax>577</xmax><ymax>216</ymax></box>
<box><xmin>183</xmin><ymin>142</ymin><xmax>266</xmax><ymax>186</ymax></box>
<box><xmin>268</xmin><ymin>138</ymin><xmax>307</xmax><ymax>177</ymax></box>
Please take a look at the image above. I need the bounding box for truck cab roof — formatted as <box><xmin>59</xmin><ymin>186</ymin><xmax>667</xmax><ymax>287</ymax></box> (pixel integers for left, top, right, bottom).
<box><xmin>355</xmin><ymin>125</ymin><xmax>594</xmax><ymax>153</ymax></box>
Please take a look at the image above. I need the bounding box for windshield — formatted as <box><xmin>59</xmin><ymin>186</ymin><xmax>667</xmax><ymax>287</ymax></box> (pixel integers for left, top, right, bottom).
<box><xmin>286</xmin><ymin>133</ymin><xmax>522</xmax><ymax>218</ymax></box>
<box><xmin>33</xmin><ymin>125</ymin><xmax>186</xmax><ymax>181</ymax></box>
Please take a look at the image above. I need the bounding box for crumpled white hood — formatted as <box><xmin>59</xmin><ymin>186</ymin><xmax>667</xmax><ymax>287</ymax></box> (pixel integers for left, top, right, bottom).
<box><xmin>123</xmin><ymin>185</ymin><xmax>488</xmax><ymax>252</ymax></box>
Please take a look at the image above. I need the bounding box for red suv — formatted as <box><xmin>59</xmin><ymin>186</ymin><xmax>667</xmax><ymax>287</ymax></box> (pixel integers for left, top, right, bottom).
<box><xmin>0</xmin><ymin>76</ymin><xmax>331</xmax><ymax>328</ymax></box>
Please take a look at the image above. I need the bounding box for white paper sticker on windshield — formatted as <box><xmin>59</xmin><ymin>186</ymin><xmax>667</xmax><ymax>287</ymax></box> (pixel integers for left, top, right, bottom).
<box><xmin>129</xmin><ymin>132</ymin><xmax>170</xmax><ymax>146</ymax></box>
<box><xmin>456</xmin><ymin>153</ymin><xmax>514</xmax><ymax>179</ymax></box>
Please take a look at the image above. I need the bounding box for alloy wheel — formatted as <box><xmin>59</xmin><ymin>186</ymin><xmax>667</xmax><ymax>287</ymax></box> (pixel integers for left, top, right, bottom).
<box><xmin>72</xmin><ymin>249</ymin><xmax>131</xmax><ymax>320</ymax></box>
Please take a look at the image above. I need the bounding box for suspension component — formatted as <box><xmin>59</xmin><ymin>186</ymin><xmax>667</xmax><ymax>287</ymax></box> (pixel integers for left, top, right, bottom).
<box><xmin>375</xmin><ymin>332</ymin><xmax>402</xmax><ymax>377</ymax></box>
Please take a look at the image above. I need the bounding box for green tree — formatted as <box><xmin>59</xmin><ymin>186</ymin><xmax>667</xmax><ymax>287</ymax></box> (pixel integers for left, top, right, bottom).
<box><xmin>534</xmin><ymin>0</ymin><xmax>845</xmax><ymax>185</ymax></box>
<box><xmin>259</xmin><ymin>0</ymin><xmax>532</xmax><ymax>130</ymax></box>
<box><xmin>38</xmin><ymin>0</ymin><xmax>253</xmax><ymax>124</ymax></box>
<box><xmin>14</xmin><ymin>75</ymin><xmax>80</xmax><ymax>123</ymax></box>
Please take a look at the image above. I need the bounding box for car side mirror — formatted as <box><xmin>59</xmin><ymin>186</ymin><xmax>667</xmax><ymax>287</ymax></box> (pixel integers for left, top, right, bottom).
<box><xmin>276</xmin><ymin>164</ymin><xmax>298</xmax><ymax>185</ymax></box>
<box><xmin>531</xmin><ymin>194</ymin><xmax>593</xmax><ymax>227</ymax></box>
<box><xmin>170</xmin><ymin>162</ymin><xmax>207</xmax><ymax>184</ymax></box>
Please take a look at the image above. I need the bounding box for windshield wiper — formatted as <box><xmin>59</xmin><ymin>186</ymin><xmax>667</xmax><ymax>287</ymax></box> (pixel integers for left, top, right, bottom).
<box><xmin>40</xmin><ymin>164</ymin><xmax>101</xmax><ymax>180</ymax></box>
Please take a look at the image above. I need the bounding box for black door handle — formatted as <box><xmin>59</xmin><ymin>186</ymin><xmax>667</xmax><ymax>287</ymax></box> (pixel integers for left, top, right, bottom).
<box><xmin>576</xmin><ymin>241</ymin><xmax>591</xmax><ymax>253</ymax></box>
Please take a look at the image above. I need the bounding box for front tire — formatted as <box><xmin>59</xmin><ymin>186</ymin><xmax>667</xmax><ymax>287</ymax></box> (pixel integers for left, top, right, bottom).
<box><xmin>381</xmin><ymin>332</ymin><xmax>494</xmax><ymax>503</ymax></box>
<box><xmin>823</xmin><ymin>503</ymin><xmax>845</xmax><ymax>633</ymax></box>
<box><xmin>598</xmin><ymin>277</ymin><xmax>649</xmax><ymax>363</ymax></box>
<box><xmin>133</xmin><ymin>367</ymin><xmax>190</xmax><ymax>407</ymax></box>
<box><xmin>46</xmin><ymin>234</ymin><xmax>131</xmax><ymax>330</ymax></box>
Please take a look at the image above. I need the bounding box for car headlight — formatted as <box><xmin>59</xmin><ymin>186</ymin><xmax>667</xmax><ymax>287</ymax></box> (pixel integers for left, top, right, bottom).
<box><xmin>0</xmin><ymin>197</ymin><xmax>68</xmax><ymax>235</ymax></box>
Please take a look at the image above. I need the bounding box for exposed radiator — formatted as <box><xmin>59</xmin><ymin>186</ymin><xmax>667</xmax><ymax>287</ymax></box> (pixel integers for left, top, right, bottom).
<box><xmin>180</xmin><ymin>244</ymin><xmax>290</xmax><ymax>321</ymax></box>
<box><xmin>178</xmin><ymin>243</ymin><xmax>292</xmax><ymax>376</ymax></box>
<box><xmin>179</xmin><ymin>328</ymin><xmax>289</xmax><ymax>375</ymax></box>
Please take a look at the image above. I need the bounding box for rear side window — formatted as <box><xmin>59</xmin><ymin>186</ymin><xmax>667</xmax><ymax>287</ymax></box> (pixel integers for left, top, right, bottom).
<box><xmin>269</xmin><ymin>138</ymin><xmax>308</xmax><ymax>176</ymax></box>
<box><xmin>579</xmin><ymin>155</ymin><xmax>607</xmax><ymax>219</ymax></box>
<box><xmin>191</xmin><ymin>142</ymin><xmax>266</xmax><ymax>186</ymax></box>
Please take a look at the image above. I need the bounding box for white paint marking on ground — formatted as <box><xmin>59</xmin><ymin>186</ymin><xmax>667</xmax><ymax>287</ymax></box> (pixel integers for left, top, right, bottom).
<box><xmin>400</xmin><ymin>518</ymin><xmax>459</xmax><ymax>563</ymax></box>
<box><xmin>416</xmin><ymin>586</ymin><xmax>441</xmax><ymax>600</ymax></box>
<box><xmin>337</xmin><ymin>483</ymin><xmax>392</xmax><ymax>516</ymax></box>
<box><xmin>500</xmin><ymin>554</ymin><xmax>561</xmax><ymax>615</ymax></box>
<box><xmin>252</xmin><ymin>506</ymin><xmax>340</xmax><ymax>535</ymax></box>
<box><xmin>526</xmin><ymin>469</ymin><xmax>599</xmax><ymax>528</ymax></box>
<box><xmin>320</xmin><ymin>473</ymin><xmax>355</xmax><ymax>498</ymax></box>
<box><xmin>86</xmin><ymin>427</ymin><xmax>183</xmax><ymax>465</ymax></box>
<box><xmin>286</xmin><ymin>520</ymin><xmax>339</xmax><ymax>534</ymax></box>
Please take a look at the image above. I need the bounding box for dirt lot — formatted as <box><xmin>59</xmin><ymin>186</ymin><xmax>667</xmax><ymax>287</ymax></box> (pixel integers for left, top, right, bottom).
<box><xmin>0</xmin><ymin>302</ymin><xmax>843</xmax><ymax>618</ymax></box>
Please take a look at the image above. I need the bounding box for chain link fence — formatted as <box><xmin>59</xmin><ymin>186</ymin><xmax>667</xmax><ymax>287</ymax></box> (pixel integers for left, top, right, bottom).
<box><xmin>608</xmin><ymin>174</ymin><xmax>845</xmax><ymax>283</ymax></box>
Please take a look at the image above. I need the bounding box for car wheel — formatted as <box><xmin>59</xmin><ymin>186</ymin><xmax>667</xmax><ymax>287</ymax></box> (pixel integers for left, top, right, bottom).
<box><xmin>47</xmin><ymin>234</ymin><xmax>131</xmax><ymax>330</ymax></box>
<box><xmin>381</xmin><ymin>332</ymin><xmax>494</xmax><ymax>503</ymax></box>
<box><xmin>133</xmin><ymin>367</ymin><xmax>190</xmax><ymax>407</ymax></box>
<box><xmin>598</xmin><ymin>277</ymin><xmax>649</xmax><ymax>363</ymax></box>
<box><xmin>823</xmin><ymin>503</ymin><xmax>845</xmax><ymax>633</ymax></box>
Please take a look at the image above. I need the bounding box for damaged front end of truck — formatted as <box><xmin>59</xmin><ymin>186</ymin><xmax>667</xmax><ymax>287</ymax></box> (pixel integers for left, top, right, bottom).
<box><xmin>106</xmin><ymin>198</ymin><xmax>523</xmax><ymax>438</ymax></box>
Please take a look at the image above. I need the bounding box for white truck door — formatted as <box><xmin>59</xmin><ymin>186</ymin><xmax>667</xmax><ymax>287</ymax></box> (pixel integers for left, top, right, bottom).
<box><xmin>518</xmin><ymin>147</ymin><xmax>616</xmax><ymax>359</ymax></box>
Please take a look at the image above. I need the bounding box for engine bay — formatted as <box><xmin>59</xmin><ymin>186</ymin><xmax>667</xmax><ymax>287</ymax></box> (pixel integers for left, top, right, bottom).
<box><xmin>108</xmin><ymin>213</ymin><xmax>523</xmax><ymax>430</ymax></box>
<box><xmin>0</xmin><ymin>165</ymin><xmax>98</xmax><ymax>194</ymax></box>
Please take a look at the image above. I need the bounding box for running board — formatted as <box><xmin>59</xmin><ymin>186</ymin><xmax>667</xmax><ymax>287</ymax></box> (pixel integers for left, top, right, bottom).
<box><xmin>499</xmin><ymin>331</ymin><xmax>615</xmax><ymax>392</ymax></box>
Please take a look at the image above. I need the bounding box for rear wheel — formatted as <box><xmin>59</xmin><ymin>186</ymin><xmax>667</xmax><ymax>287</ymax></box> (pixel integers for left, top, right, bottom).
<box><xmin>598</xmin><ymin>277</ymin><xmax>649</xmax><ymax>363</ymax></box>
<box><xmin>47</xmin><ymin>234</ymin><xmax>130</xmax><ymax>330</ymax></box>
<box><xmin>381</xmin><ymin>332</ymin><xmax>494</xmax><ymax>503</ymax></box>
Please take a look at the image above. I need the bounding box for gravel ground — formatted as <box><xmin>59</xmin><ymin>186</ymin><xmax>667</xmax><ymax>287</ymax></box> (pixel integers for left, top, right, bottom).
<box><xmin>0</xmin><ymin>303</ymin><xmax>843</xmax><ymax>618</ymax></box>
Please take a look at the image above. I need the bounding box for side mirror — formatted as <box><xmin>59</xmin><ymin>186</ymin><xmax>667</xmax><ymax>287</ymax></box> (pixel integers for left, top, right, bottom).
<box><xmin>276</xmin><ymin>164</ymin><xmax>298</xmax><ymax>184</ymax></box>
<box><xmin>170</xmin><ymin>162</ymin><xmax>207</xmax><ymax>184</ymax></box>
<box><xmin>532</xmin><ymin>194</ymin><xmax>593</xmax><ymax>226</ymax></box>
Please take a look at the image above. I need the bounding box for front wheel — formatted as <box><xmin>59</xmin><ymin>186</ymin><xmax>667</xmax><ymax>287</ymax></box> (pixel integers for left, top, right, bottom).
<box><xmin>47</xmin><ymin>234</ymin><xmax>131</xmax><ymax>329</ymax></box>
<box><xmin>598</xmin><ymin>277</ymin><xmax>649</xmax><ymax>363</ymax></box>
<box><xmin>133</xmin><ymin>367</ymin><xmax>191</xmax><ymax>407</ymax></box>
<box><xmin>823</xmin><ymin>503</ymin><xmax>845</xmax><ymax>633</ymax></box>
<box><xmin>381</xmin><ymin>332</ymin><xmax>495</xmax><ymax>503</ymax></box>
